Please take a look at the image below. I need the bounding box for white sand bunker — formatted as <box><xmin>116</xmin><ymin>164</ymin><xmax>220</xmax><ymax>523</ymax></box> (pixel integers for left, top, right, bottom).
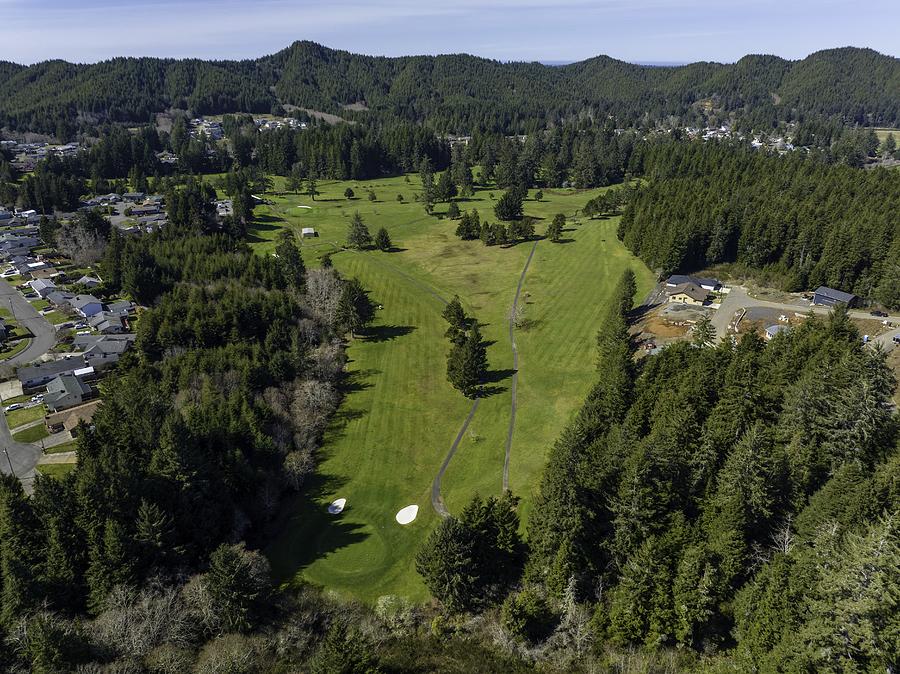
<box><xmin>297</xmin><ymin>205</ymin><xmax>312</xmax><ymax>209</ymax></box>
<box><xmin>395</xmin><ymin>505</ymin><xmax>418</xmax><ymax>525</ymax></box>
<box><xmin>327</xmin><ymin>498</ymin><xmax>346</xmax><ymax>514</ymax></box>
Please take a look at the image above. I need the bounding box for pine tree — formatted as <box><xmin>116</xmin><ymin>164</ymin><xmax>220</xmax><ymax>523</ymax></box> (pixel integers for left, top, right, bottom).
<box><xmin>415</xmin><ymin>516</ymin><xmax>478</xmax><ymax>613</ymax></box>
<box><xmin>275</xmin><ymin>231</ymin><xmax>306</xmax><ymax>289</ymax></box>
<box><xmin>205</xmin><ymin>543</ymin><xmax>270</xmax><ymax>633</ymax></box>
<box><xmin>346</xmin><ymin>211</ymin><xmax>372</xmax><ymax>249</ymax></box>
<box><xmin>335</xmin><ymin>277</ymin><xmax>376</xmax><ymax>336</ymax></box>
<box><xmin>692</xmin><ymin>314</ymin><xmax>715</xmax><ymax>347</ymax></box>
<box><xmin>447</xmin><ymin>201</ymin><xmax>461</xmax><ymax>219</ymax></box>
<box><xmin>374</xmin><ymin>227</ymin><xmax>392</xmax><ymax>252</ymax></box>
<box><xmin>447</xmin><ymin>323</ymin><xmax>488</xmax><ymax>397</ymax></box>
<box><xmin>436</xmin><ymin>170</ymin><xmax>457</xmax><ymax>202</ymax></box>
<box><xmin>343</xmin><ymin>187</ymin><xmax>354</xmax><ymax>199</ymax></box>
<box><xmin>305</xmin><ymin>176</ymin><xmax>318</xmax><ymax>201</ymax></box>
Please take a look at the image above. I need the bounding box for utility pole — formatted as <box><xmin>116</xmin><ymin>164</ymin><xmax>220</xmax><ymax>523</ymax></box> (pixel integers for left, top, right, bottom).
<box><xmin>2</xmin><ymin>446</ymin><xmax>14</xmax><ymax>475</ymax></box>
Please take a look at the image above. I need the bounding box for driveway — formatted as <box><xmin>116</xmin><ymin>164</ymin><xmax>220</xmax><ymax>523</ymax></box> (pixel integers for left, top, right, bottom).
<box><xmin>713</xmin><ymin>286</ymin><xmax>900</xmax><ymax>352</ymax></box>
<box><xmin>0</xmin><ymin>280</ymin><xmax>57</xmax><ymax>367</ymax></box>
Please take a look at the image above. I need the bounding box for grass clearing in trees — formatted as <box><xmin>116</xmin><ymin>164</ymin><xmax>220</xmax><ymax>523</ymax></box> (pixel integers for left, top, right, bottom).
<box><xmin>256</xmin><ymin>173</ymin><xmax>654</xmax><ymax>602</ymax></box>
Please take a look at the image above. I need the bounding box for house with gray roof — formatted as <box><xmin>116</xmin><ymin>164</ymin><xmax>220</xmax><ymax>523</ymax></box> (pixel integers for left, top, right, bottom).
<box><xmin>813</xmin><ymin>286</ymin><xmax>858</xmax><ymax>308</ymax></box>
<box><xmin>43</xmin><ymin>374</ymin><xmax>92</xmax><ymax>412</ymax></box>
<box><xmin>18</xmin><ymin>357</ymin><xmax>87</xmax><ymax>389</ymax></box>
<box><xmin>70</xmin><ymin>294</ymin><xmax>103</xmax><ymax>318</ymax></box>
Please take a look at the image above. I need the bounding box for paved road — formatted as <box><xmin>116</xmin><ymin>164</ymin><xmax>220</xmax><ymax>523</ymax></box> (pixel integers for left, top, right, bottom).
<box><xmin>0</xmin><ymin>280</ymin><xmax>56</xmax><ymax>490</ymax></box>
<box><xmin>0</xmin><ymin>280</ymin><xmax>56</xmax><ymax>367</ymax></box>
<box><xmin>0</xmin><ymin>405</ymin><xmax>40</xmax><ymax>490</ymax></box>
<box><xmin>503</xmin><ymin>240</ymin><xmax>538</xmax><ymax>492</ymax></box>
<box><xmin>712</xmin><ymin>286</ymin><xmax>900</xmax><ymax>351</ymax></box>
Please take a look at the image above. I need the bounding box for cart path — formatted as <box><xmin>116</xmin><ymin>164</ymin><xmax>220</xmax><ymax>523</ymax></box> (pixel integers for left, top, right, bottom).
<box><xmin>503</xmin><ymin>240</ymin><xmax>538</xmax><ymax>491</ymax></box>
<box><xmin>430</xmin><ymin>397</ymin><xmax>480</xmax><ymax>517</ymax></box>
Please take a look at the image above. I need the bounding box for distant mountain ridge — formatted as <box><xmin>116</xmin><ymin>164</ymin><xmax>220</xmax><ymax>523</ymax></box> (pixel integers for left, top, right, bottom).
<box><xmin>0</xmin><ymin>42</ymin><xmax>897</xmax><ymax>134</ymax></box>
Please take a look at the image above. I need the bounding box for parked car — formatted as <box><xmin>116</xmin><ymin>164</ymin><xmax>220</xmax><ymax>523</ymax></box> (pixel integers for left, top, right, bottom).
<box><xmin>894</xmin><ymin>335</ymin><xmax>900</xmax><ymax>344</ymax></box>
<box><xmin>4</xmin><ymin>403</ymin><xmax>22</xmax><ymax>412</ymax></box>
<box><xmin>871</xmin><ymin>310</ymin><xmax>888</xmax><ymax>317</ymax></box>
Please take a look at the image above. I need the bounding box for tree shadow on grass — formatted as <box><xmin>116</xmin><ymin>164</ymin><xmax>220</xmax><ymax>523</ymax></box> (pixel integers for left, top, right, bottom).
<box><xmin>363</xmin><ymin>324</ymin><xmax>416</xmax><ymax>343</ymax></box>
<box><xmin>263</xmin><ymin>470</ymin><xmax>370</xmax><ymax>577</ymax></box>
<box><xmin>254</xmin><ymin>214</ymin><xmax>285</xmax><ymax>224</ymax></box>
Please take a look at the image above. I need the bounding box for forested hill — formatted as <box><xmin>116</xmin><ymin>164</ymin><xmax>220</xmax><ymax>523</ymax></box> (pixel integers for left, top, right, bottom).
<box><xmin>1</xmin><ymin>42</ymin><xmax>898</xmax><ymax>134</ymax></box>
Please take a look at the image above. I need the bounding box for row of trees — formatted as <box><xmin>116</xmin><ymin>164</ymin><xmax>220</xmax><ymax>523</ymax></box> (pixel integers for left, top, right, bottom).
<box><xmin>443</xmin><ymin>297</ymin><xmax>489</xmax><ymax>398</ymax></box>
<box><xmin>618</xmin><ymin>139</ymin><xmax>900</xmax><ymax>307</ymax></box>
<box><xmin>453</xmin><ymin>209</ymin><xmax>535</xmax><ymax>247</ymax></box>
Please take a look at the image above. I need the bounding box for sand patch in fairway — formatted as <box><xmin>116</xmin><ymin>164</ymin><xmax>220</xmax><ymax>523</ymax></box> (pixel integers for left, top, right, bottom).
<box><xmin>395</xmin><ymin>504</ymin><xmax>418</xmax><ymax>524</ymax></box>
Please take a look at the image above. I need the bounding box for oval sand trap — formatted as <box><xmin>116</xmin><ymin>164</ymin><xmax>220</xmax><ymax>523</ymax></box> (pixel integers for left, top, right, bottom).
<box><xmin>297</xmin><ymin>205</ymin><xmax>312</xmax><ymax>209</ymax></box>
<box><xmin>327</xmin><ymin>498</ymin><xmax>346</xmax><ymax>514</ymax></box>
<box><xmin>395</xmin><ymin>504</ymin><xmax>418</xmax><ymax>525</ymax></box>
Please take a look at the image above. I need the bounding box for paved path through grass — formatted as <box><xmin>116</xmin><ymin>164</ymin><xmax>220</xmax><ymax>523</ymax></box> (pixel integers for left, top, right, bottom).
<box><xmin>430</xmin><ymin>398</ymin><xmax>480</xmax><ymax>517</ymax></box>
<box><xmin>503</xmin><ymin>240</ymin><xmax>539</xmax><ymax>491</ymax></box>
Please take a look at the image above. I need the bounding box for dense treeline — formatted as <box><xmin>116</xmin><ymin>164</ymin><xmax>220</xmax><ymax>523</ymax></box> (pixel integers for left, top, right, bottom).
<box><xmin>619</xmin><ymin>140</ymin><xmax>900</xmax><ymax>307</ymax></box>
<box><xmin>519</xmin><ymin>273</ymin><xmax>899</xmax><ymax>668</ymax></box>
<box><xmin>0</xmin><ymin>193</ymin><xmax>379</xmax><ymax>670</ymax></box>
<box><xmin>2</xmin><ymin>43</ymin><xmax>898</xmax><ymax>135</ymax></box>
<box><xmin>253</xmin><ymin>121</ymin><xmax>450</xmax><ymax>179</ymax></box>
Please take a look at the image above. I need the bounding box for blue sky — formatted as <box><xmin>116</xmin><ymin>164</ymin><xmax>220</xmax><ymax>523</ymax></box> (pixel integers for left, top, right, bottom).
<box><xmin>1</xmin><ymin>0</ymin><xmax>897</xmax><ymax>65</ymax></box>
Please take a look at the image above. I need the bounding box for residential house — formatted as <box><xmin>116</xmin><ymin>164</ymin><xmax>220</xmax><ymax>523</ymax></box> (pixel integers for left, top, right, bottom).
<box><xmin>45</xmin><ymin>399</ymin><xmax>101</xmax><ymax>434</ymax></box>
<box><xmin>665</xmin><ymin>274</ymin><xmax>722</xmax><ymax>292</ymax></box>
<box><xmin>28</xmin><ymin>278</ymin><xmax>56</xmax><ymax>298</ymax></box>
<box><xmin>18</xmin><ymin>357</ymin><xmax>87</xmax><ymax>389</ymax></box>
<box><xmin>72</xmin><ymin>333</ymin><xmax>135</xmax><ymax>351</ymax></box>
<box><xmin>70</xmin><ymin>294</ymin><xmax>103</xmax><ymax>318</ymax></box>
<box><xmin>75</xmin><ymin>275</ymin><xmax>101</xmax><ymax>288</ymax></box>
<box><xmin>82</xmin><ymin>335</ymin><xmax>132</xmax><ymax>368</ymax></box>
<box><xmin>46</xmin><ymin>290</ymin><xmax>75</xmax><ymax>307</ymax></box>
<box><xmin>43</xmin><ymin>374</ymin><xmax>92</xmax><ymax>412</ymax></box>
<box><xmin>122</xmin><ymin>192</ymin><xmax>146</xmax><ymax>202</ymax></box>
<box><xmin>667</xmin><ymin>282</ymin><xmax>710</xmax><ymax>306</ymax></box>
<box><xmin>88</xmin><ymin>312</ymin><xmax>126</xmax><ymax>334</ymax></box>
<box><xmin>130</xmin><ymin>205</ymin><xmax>160</xmax><ymax>217</ymax></box>
<box><xmin>813</xmin><ymin>286</ymin><xmax>858</xmax><ymax>308</ymax></box>
<box><xmin>105</xmin><ymin>300</ymin><xmax>135</xmax><ymax>316</ymax></box>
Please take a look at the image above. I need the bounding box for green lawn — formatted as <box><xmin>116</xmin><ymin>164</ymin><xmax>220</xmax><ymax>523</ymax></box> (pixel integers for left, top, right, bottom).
<box><xmin>46</xmin><ymin>439</ymin><xmax>78</xmax><ymax>454</ymax></box>
<box><xmin>37</xmin><ymin>462</ymin><xmax>76</xmax><ymax>480</ymax></box>
<box><xmin>6</xmin><ymin>403</ymin><xmax>45</xmax><ymax>428</ymax></box>
<box><xmin>13</xmin><ymin>424</ymin><xmax>49</xmax><ymax>443</ymax></box>
<box><xmin>0</xmin><ymin>338</ymin><xmax>30</xmax><ymax>360</ymax></box>
<box><xmin>259</xmin><ymin>174</ymin><xmax>654</xmax><ymax>602</ymax></box>
<box><xmin>0</xmin><ymin>307</ymin><xmax>11</xmax><ymax>319</ymax></box>
<box><xmin>29</xmin><ymin>299</ymin><xmax>50</xmax><ymax>311</ymax></box>
<box><xmin>44</xmin><ymin>311</ymin><xmax>69</xmax><ymax>325</ymax></box>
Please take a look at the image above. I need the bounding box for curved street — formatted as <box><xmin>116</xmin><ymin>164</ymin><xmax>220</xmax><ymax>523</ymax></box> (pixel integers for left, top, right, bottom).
<box><xmin>0</xmin><ymin>280</ymin><xmax>57</xmax><ymax>488</ymax></box>
<box><xmin>0</xmin><ymin>280</ymin><xmax>57</xmax><ymax>366</ymax></box>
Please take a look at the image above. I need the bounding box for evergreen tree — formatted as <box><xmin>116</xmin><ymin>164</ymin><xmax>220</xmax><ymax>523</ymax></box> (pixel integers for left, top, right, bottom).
<box><xmin>447</xmin><ymin>323</ymin><xmax>488</xmax><ymax>397</ymax></box>
<box><xmin>447</xmin><ymin>201</ymin><xmax>461</xmax><ymax>219</ymax></box>
<box><xmin>275</xmin><ymin>231</ymin><xmax>306</xmax><ymax>290</ymax></box>
<box><xmin>346</xmin><ymin>211</ymin><xmax>372</xmax><ymax>249</ymax></box>
<box><xmin>374</xmin><ymin>227</ymin><xmax>392</xmax><ymax>252</ymax></box>
<box><xmin>335</xmin><ymin>277</ymin><xmax>376</xmax><ymax>336</ymax></box>
<box><xmin>205</xmin><ymin>543</ymin><xmax>270</xmax><ymax>633</ymax></box>
<box><xmin>494</xmin><ymin>188</ymin><xmax>525</xmax><ymax>221</ymax></box>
